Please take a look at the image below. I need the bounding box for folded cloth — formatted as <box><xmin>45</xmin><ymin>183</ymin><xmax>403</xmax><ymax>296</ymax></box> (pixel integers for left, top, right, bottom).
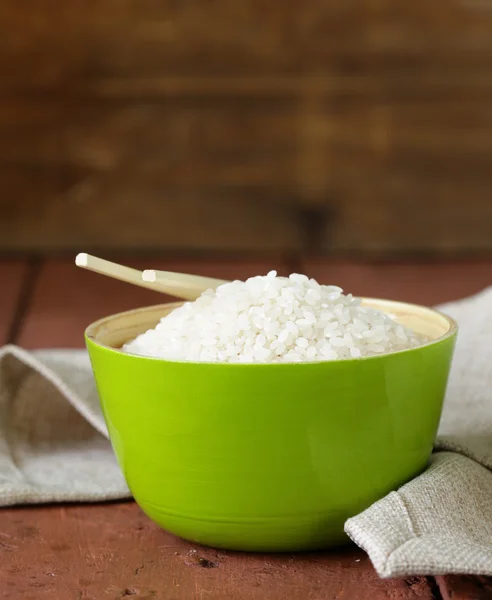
<box><xmin>346</xmin><ymin>287</ymin><xmax>492</xmax><ymax>577</ymax></box>
<box><xmin>1</xmin><ymin>288</ymin><xmax>491</xmax><ymax>577</ymax></box>
<box><xmin>0</xmin><ymin>346</ymin><xmax>129</xmax><ymax>505</ymax></box>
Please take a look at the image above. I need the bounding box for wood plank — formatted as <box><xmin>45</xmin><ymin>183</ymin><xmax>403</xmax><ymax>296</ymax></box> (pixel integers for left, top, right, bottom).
<box><xmin>302</xmin><ymin>259</ymin><xmax>492</xmax><ymax>306</ymax></box>
<box><xmin>0</xmin><ymin>175</ymin><xmax>304</xmax><ymax>254</ymax></box>
<box><xmin>437</xmin><ymin>575</ymin><xmax>492</xmax><ymax>600</ymax></box>
<box><xmin>0</xmin><ymin>503</ymin><xmax>434</xmax><ymax>600</ymax></box>
<box><xmin>310</xmin><ymin>98</ymin><xmax>492</xmax><ymax>253</ymax></box>
<box><xmin>2</xmin><ymin>1</ymin><xmax>492</xmax><ymax>88</ymax></box>
<box><xmin>1</xmin><ymin>3</ymin><xmax>492</xmax><ymax>253</ymax></box>
<box><xmin>17</xmin><ymin>258</ymin><xmax>289</xmax><ymax>348</ymax></box>
<box><xmin>3</xmin><ymin>95</ymin><xmax>492</xmax><ymax>253</ymax></box>
<box><xmin>0</xmin><ymin>97</ymin><xmax>303</xmax><ymax>253</ymax></box>
<box><xmin>0</xmin><ymin>260</ymin><xmax>28</xmax><ymax>345</ymax></box>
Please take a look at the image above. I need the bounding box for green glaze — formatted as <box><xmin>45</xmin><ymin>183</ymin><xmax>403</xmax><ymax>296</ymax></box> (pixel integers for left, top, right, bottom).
<box><xmin>86</xmin><ymin>301</ymin><xmax>457</xmax><ymax>552</ymax></box>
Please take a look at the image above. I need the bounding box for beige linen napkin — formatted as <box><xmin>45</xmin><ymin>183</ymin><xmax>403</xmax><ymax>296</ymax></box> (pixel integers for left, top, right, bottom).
<box><xmin>1</xmin><ymin>288</ymin><xmax>491</xmax><ymax>577</ymax></box>
<box><xmin>0</xmin><ymin>345</ymin><xmax>130</xmax><ymax>505</ymax></box>
<box><xmin>346</xmin><ymin>287</ymin><xmax>492</xmax><ymax>577</ymax></box>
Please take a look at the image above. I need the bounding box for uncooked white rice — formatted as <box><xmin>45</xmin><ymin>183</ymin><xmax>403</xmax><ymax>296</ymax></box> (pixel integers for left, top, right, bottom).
<box><xmin>123</xmin><ymin>272</ymin><xmax>426</xmax><ymax>363</ymax></box>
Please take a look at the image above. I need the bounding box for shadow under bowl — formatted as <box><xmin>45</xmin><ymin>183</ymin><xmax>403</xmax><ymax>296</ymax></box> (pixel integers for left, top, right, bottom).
<box><xmin>85</xmin><ymin>298</ymin><xmax>457</xmax><ymax>551</ymax></box>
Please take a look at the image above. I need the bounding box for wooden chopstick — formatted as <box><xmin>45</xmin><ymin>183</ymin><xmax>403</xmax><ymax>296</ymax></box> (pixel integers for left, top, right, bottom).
<box><xmin>75</xmin><ymin>253</ymin><xmax>166</xmax><ymax>293</ymax></box>
<box><xmin>142</xmin><ymin>269</ymin><xmax>228</xmax><ymax>301</ymax></box>
<box><xmin>75</xmin><ymin>254</ymin><xmax>228</xmax><ymax>300</ymax></box>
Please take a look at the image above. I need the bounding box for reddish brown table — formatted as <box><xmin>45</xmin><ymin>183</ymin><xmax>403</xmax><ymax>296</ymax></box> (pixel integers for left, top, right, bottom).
<box><xmin>1</xmin><ymin>258</ymin><xmax>491</xmax><ymax>600</ymax></box>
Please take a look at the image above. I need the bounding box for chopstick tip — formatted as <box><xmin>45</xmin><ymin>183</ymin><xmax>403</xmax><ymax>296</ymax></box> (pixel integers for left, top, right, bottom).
<box><xmin>142</xmin><ymin>269</ymin><xmax>157</xmax><ymax>282</ymax></box>
<box><xmin>75</xmin><ymin>253</ymin><xmax>88</xmax><ymax>267</ymax></box>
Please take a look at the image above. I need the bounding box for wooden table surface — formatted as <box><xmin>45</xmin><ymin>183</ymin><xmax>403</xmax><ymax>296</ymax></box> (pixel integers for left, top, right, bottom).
<box><xmin>1</xmin><ymin>257</ymin><xmax>492</xmax><ymax>600</ymax></box>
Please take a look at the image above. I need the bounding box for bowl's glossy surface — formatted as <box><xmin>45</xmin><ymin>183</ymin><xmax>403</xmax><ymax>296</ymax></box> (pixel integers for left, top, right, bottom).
<box><xmin>86</xmin><ymin>299</ymin><xmax>457</xmax><ymax>551</ymax></box>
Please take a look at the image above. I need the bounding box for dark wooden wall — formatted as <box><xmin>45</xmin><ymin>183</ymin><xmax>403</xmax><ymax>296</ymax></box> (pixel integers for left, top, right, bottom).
<box><xmin>1</xmin><ymin>1</ymin><xmax>491</xmax><ymax>255</ymax></box>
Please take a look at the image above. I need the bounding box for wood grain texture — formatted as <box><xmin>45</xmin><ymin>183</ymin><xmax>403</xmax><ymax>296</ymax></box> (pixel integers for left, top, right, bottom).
<box><xmin>1</xmin><ymin>1</ymin><xmax>492</xmax><ymax>253</ymax></box>
<box><xmin>437</xmin><ymin>575</ymin><xmax>492</xmax><ymax>600</ymax></box>
<box><xmin>0</xmin><ymin>261</ymin><xmax>27</xmax><ymax>344</ymax></box>
<box><xmin>17</xmin><ymin>258</ymin><xmax>288</xmax><ymax>348</ymax></box>
<box><xmin>302</xmin><ymin>259</ymin><xmax>492</xmax><ymax>306</ymax></box>
<box><xmin>0</xmin><ymin>503</ymin><xmax>435</xmax><ymax>600</ymax></box>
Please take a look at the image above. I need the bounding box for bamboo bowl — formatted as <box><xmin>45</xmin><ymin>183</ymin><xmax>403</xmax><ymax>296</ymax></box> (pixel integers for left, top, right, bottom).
<box><xmin>85</xmin><ymin>299</ymin><xmax>457</xmax><ymax>551</ymax></box>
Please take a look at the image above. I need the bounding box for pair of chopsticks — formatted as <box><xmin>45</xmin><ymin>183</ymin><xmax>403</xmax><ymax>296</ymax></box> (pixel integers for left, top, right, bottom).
<box><xmin>75</xmin><ymin>253</ymin><xmax>227</xmax><ymax>301</ymax></box>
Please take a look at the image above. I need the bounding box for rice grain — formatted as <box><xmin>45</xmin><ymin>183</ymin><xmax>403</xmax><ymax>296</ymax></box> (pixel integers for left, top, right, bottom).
<box><xmin>123</xmin><ymin>271</ymin><xmax>426</xmax><ymax>363</ymax></box>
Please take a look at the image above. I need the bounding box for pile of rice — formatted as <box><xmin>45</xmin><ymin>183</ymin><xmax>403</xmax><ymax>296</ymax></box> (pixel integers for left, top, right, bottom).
<box><xmin>123</xmin><ymin>272</ymin><xmax>426</xmax><ymax>363</ymax></box>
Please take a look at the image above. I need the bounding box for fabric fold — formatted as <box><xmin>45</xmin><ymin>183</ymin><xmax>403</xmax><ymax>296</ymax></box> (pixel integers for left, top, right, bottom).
<box><xmin>345</xmin><ymin>287</ymin><xmax>492</xmax><ymax>576</ymax></box>
<box><xmin>0</xmin><ymin>345</ymin><xmax>129</xmax><ymax>506</ymax></box>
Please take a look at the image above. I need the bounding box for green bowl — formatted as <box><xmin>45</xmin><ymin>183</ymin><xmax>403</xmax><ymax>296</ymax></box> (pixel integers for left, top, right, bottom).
<box><xmin>86</xmin><ymin>298</ymin><xmax>457</xmax><ymax>552</ymax></box>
